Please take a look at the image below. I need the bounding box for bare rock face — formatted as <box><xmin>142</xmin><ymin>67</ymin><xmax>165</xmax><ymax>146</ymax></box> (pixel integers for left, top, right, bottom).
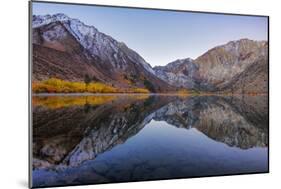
<box><xmin>218</xmin><ymin>57</ymin><xmax>268</xmax><ymax>94</ymax></box>
<box><xmin>195</xmin><ymin>39</ymin><xmax>267</xmax><ymax>89</ymax></box>
<box><xmin>153</xmin><ymin>58</ymin><xmax>199</xmax><ymax>89</ymax></box>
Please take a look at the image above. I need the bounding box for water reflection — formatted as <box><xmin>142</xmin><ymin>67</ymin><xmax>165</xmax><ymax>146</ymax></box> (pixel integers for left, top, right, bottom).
<box><xmin>32</xmin><ymin>94</ymin><xmax>268</xmax><ymax>187</ymax></box>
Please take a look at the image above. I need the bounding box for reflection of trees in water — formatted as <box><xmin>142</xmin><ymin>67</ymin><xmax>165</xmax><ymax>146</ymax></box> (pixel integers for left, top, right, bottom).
<box><xmin>32</xmin><ymin>95</ymin><xmax>268</xmax><ymax>170</ymax></box>
<box><xmin>32</xmin><ymin>95</ymin><xmax>174</xmax><ymax>169</ymax></box>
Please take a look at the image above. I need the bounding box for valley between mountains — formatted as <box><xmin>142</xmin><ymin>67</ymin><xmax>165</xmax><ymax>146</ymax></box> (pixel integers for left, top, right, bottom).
<box><xmin>32</xmin><ymin>13</ymin><xmax>268</xmax><ymax>94</ymax></box>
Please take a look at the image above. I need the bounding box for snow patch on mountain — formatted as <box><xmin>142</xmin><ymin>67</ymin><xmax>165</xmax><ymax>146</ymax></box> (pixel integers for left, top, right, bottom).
<box><xmin>32</xmin><ymin>13</ymin><xmax>155</xmax><ymax>74</ymax></box>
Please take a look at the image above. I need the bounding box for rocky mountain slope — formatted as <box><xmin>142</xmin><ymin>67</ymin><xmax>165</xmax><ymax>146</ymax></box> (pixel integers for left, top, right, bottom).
<box><xmin>32</xmin><ymin>14</ymin><xmax>171</xmax><ymax>92</ymax></box>
<box><xmin>153</xmin><ymin>58</ymin><xmax>198</xmax><ymax>89</ymax></box>
<box><xmin>217</xmin><ymin>56</ymin><xmax>268</xmax><ymax>94</ymax></box>
<box><xmin>153</xmin><ymin>39</ymin><xmax>268</xmax><ymax>93</ymax></box>
<box><xmin>195</xmin><ymin>39</ymin><xmax>268</xmax><ymax>92</ymax></box>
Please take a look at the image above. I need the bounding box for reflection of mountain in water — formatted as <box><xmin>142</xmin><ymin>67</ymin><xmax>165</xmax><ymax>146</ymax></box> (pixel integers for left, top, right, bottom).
<box><xmin>33</xmin><ymin>95</ymin><xmax>268</xmax><ymax>170</ymax></box>
<box><xmin>33</xmin><ymin>95</ymin><xmax>176</xmax><ymax>169</ymax></box>
<box><xmin>153</xmin><ymin>96</ymin><xmax>268</xmax><ymax>149</ymax></box>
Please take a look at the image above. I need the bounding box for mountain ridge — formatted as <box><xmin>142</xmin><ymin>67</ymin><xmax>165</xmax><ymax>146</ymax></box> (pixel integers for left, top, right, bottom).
<box><xmin>33</xmin><ymin>13</ymin><xmax>155</xmax><ymax>74</ymax></box>
<box><xmin>32</xmin><ymin>13</ymin><xmax>268</xmax><ymax>94</ymax></box>
<box><xmin>32</xmin><ymin>13</ymin><xmax>171</xmax><ymax>92</ymax></box>
<box><xmin>153</xmin><ymin>38</ymin><xmax>268</xmax><ymax>93</ymax></box>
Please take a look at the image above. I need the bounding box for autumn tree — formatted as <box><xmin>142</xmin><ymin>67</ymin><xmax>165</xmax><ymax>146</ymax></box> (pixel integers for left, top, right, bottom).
<box><xmin>84</xmin><ymin>74</ymin><xmax>91</xmax><ymax>91</ymax></box>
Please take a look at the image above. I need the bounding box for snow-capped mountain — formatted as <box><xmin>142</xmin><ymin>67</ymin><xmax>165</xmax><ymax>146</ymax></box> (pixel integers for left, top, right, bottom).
<box><xmin>32</xmin><ymin>13</ymin><xmax>169</xmax><ymax>91</ymax></box>
<box><xmin>33</xmin><ymin>13</ymin><xmax>155</xmax><ymax>73</ymax></box>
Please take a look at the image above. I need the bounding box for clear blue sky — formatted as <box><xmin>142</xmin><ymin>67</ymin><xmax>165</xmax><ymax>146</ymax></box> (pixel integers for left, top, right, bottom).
<box><xmin>32</xmin><ymin>2</ymin><xmax>268</xmax><ymax>67</ymax></box>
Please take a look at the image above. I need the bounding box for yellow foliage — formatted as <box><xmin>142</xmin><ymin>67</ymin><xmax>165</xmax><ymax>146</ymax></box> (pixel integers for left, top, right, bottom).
<box><xmin>32</xmin><ymin>78</ymin><xmax>118</xmax><ymax>93</ymax></box>
<box><xmin>131</xmin><ymin>88</ymin><xmax>150</xmax><ymax>93</ymax></box>
<box><xmin>32</xmin><ymin>95</ymin><xmax>116</xmax><ymax>109</ymax></box>
<box><xmin>32</xmin><ymin>78</ymin><xmax>151</xmax><ymax>94</ymax></box>
<box><xmin>87</xmin><ymin>82</ymin><xmax>118</xmax><ymax>93</ymax></box>
<box><xmin>177</xmin><ymin>89</ymin><xmax>200</xmax><ymax>96</ymax></box>
<box><xmin>118</xmin><ymin>87</ymin><xmax>149</xmax><ymax>93</ymax></box>
<box><xmin>177</xmin><ymin>89</ymin><xmax>190</xmax><ymax>95</ymax></box>
<box><xmin>32</xmin><ymin>78</ymin><xmax>86</xmax><ymax>93</ymax></box>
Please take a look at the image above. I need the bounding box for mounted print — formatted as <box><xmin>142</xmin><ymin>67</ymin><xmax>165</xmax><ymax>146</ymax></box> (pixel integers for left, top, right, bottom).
<box><xmin>29</xmin><ymin>1</ymin><xmax>269</xmax><ymax>188</ymax></box>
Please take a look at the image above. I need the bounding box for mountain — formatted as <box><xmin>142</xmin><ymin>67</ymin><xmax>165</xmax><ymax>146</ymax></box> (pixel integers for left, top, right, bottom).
<box><xmin>153</xmin><ymin>58</ymin><xmax>198</xmax><ymax>89</ymax></box>
<box><xmin>32</xmin><ymin>14</ymin><xmax>171</xmax><ymax>92</ymax></box>
<box><xmin>195</xmin><ymin>39</ymin><xmax>268</xmax><ymax>92</ymax></box>
<box><xmin>153</xmin><ymin>39</ymin><xmax>268</xmax><ymax>93</ymax></box>
<box><xmin>218</xmin><ymin>56</ymin><xmax>268</xmax><ymax>94</ymax></box>
<box><xmin>32</xmin><ymin>14</ymin><xmax>268</xmax><ymax>94</ymax></box>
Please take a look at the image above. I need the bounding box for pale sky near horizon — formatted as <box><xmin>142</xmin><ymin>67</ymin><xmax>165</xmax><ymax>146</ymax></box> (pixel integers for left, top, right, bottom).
<box><xmin>32</xmin><ymin>2</ymin><xmax>268</xmax><ymax>67</ymax></box>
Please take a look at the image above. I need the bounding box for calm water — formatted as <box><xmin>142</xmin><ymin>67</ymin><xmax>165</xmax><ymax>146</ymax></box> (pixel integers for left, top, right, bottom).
<box><xmin>32</xmin><ymin>94</ymin><xmax>268</xmax><ymax>187</ymax></box>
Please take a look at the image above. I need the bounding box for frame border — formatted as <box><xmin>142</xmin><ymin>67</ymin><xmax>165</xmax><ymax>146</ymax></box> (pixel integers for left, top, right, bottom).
<box><xmin>28</xmin><ymin>1</ymin><xmax>33</xmax><ymax>188</ymax></box>
<box><xmin>28</xmin><ymin>0</ymin><xmax>270</xmax><ymax>188</ymax></box>
<box><xmin>32</xmin><ymin>0</ymin><xmax>269</xmax><ymax>18</ymax></box>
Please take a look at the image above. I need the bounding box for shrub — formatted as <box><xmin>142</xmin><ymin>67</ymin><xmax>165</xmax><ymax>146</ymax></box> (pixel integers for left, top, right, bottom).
<box><xmin>32</xmin><ymin>78</ymin><xmax>151</xmax><ymax>94</ymax></box>
<box><xmin>131</xmin><ymin>88</ymin><xmax>150</xmax><ymax>93</ymax></box>
<box><xmin>33</xmin><ymin>78</ymin><xmax>87</xmax><ymax>93</ymax></box>
<box><xmin>87</xmin><ymin>82</ymin><xmax>118</xmax><ymax>93</ymax></box>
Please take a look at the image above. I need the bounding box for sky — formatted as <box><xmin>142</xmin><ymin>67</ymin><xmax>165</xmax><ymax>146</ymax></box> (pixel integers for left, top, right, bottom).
<box><xmin>32</xmin><ymin>2</ymin><xmax>268</xmax><ymax>67</ymax></box>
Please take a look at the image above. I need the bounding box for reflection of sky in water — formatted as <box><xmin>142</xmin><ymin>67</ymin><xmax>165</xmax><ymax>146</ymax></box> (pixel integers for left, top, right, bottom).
<box><xmin>32</xmin><ymin>95</ymin><xmax>268</xmax><ymax>187</ymax></box>
<box><xmin>91</xmin><ymin>120</ymin><xmax>267</xmax><ymax>177</ymax></box>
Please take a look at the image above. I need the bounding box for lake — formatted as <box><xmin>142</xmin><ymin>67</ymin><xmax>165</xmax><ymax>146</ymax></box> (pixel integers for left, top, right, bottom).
<box><xmin>32</xmin><ymin>94</ymin><xmax>268</xmax><ymax>187</ymax></box>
